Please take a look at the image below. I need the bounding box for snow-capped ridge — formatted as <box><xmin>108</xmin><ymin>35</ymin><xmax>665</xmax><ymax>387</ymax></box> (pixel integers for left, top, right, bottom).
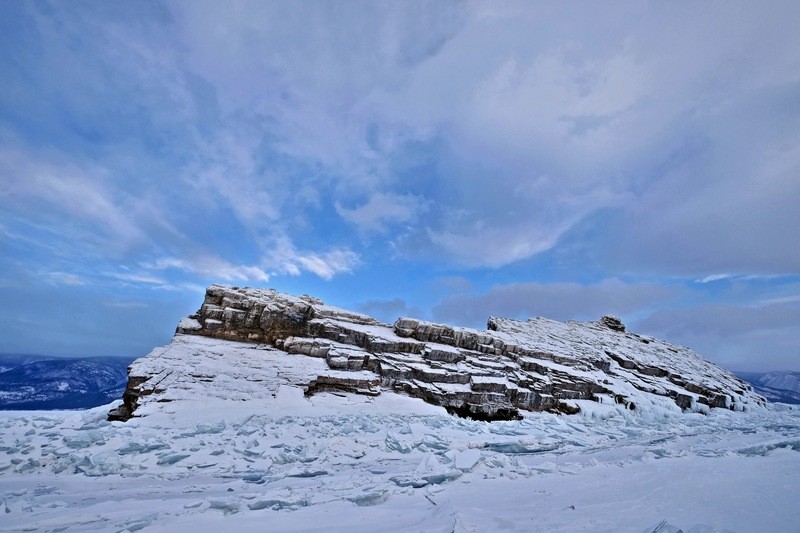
<box><xmin>737</xmin><ymin>370</ymin><xmax>800</xmax><ymax>404</ymax></box>
<box><xmin>110</xmin><ymin>285</ymin><xmax>764</xmax><ymax>421</ymax></box>
<box><xmin>758</xmin><ymin>371</ymin><xmax>800</xmax><ymax>393</ymax></box>
<box><xmin>0</xmin><ymin>356</ymin><xmax>130</xmax><ymax>410</ymax></box>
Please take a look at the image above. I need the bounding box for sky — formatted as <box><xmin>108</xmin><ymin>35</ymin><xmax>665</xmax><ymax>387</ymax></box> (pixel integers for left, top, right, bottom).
<box><xmin>1</xmin><ymin>1</ymin><xmax>798</xmax><ymax>372</ymax></box>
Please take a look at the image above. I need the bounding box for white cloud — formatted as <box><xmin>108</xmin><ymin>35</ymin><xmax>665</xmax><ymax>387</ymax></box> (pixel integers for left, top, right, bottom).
<box><xmin>427</xmin><ymin>221</ymin><xmax>571</xmax><ymax>268</ymax></box>
<box><xmin>758</xmin><ymin>294</ymin><xmax>800</xmax><ymax>306</ymax></box>
<box><xmin>0</xmin><ymin>143</ymin><xmax>148</xmax><ymax>249</ymax></box>
<box><xmin>108</xmin><ymin>272</ymin><xmax>170</xmax><ymax>286</ymax></box>
<box><xmin>183</xmin><ymin>128</ymin><xmax>284</xmax><ymax>229</ymax></box>
<box><xmin>292</xmin><ymin>250</ymin><xmax>359</xmax><ymax>281</ymax></box>
<box><xmin>698</xmin><ymin>274</ymin><xmax>733</xmax><ymax>284</ymax></box>
<box><xmin>144</xmin><ymin>243</ymin><xmax>359</xmax><ymax>285</ymax></box>
<box><xmin>268</xmin><ymin>239</ymin><xmax>360</xmax><ymax>281</ymax></box>
<box><xmin>336</xmin><ymin>193</ymin><xmax>427</xmax><ymax>234</ymax></box>
<box><xmin>48</xmin><ymin>272</ymin><xmax>87</xmax><ymax>287</ymax></box>
<box><xmin>145</xmin><ymin>256</ymin><xmax>272</xmax><ymax>284</ymax></box>
<box><xmin>100</xmin><ymin>271</ymin><xmax>202</xmax><ymax>292</ymax></box>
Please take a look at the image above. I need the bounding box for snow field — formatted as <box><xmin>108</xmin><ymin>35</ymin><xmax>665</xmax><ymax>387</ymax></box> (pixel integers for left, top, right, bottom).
<box><xmin>1</xmin><ymin>390</ymin><xmax>799</xmax><ymax>532</ymax></box>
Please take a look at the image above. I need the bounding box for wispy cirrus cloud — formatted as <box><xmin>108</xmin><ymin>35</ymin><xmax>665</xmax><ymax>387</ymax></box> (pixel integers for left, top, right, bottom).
<box><xmin>143</xmin><ymin>243</ymin><xmax>359</xmax><ymax>285</ymax></box>
<box><xmin>0</xmin><ymin>142</ymin><xmax>154</xmax><ymax>252</ymax></box>
<box><xmin>144</xmin><ymin>257</ymin><xmax>272</xmax><ymax>284</ymax></box>
<box><xmin>48</xmin><ymin>272</ymin><xmax>88</xmax><ymax>287</ymax></box>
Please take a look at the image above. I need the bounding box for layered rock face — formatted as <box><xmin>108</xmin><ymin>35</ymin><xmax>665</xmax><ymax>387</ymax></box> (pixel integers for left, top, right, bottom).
<box><xmin>110</xmin><ymin>285</ymin><xmax>764</xmax><ymax>421</ymax></box>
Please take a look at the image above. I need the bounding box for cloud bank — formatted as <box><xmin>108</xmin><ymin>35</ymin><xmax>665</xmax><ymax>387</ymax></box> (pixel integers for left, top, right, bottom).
<box><xmin>1</xmin><ymin>1</ymin><xmax>798</xmax><ymax>370</ymax></box>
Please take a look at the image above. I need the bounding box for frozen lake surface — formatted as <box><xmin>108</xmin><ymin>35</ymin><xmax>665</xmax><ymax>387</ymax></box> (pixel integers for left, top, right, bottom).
<box><xmin>2</xmin><ymin>388</ymin><xmax>799</xmax><ymax>532</ymax></box>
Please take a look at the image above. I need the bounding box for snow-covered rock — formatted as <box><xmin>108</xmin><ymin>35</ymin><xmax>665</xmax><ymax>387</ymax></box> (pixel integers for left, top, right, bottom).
<box><xmin>109</xmin><ymin>285</ymin><xmax>764</xmax><ymax>422</ymax></box>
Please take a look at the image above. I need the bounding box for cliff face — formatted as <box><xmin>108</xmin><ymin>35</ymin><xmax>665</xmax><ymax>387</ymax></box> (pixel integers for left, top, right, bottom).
<box><xmin>109</xmin><ymin>285</ymin><xmax>764</xmax><ymax>421</ymax></box>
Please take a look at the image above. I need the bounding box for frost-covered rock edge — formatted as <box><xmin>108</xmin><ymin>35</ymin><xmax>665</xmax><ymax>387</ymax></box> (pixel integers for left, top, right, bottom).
<box><xmin>109</xmin><ymin>285</ymin><xmax>764</xmax><ymax>422</ymax></box>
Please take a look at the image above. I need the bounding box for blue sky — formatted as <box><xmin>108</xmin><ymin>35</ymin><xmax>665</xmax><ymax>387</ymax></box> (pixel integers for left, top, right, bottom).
<box><xmin>1</xmin><ymin>1</ymin><xmax>798</xmax><ymax>371</ymax></box>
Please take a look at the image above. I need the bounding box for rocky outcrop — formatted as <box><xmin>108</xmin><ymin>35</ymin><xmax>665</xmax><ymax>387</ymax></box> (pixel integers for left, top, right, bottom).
<box><xmin>109</xmin><ymin>285</ymin><xmax>765</xmax><ymax>421</ymax></box>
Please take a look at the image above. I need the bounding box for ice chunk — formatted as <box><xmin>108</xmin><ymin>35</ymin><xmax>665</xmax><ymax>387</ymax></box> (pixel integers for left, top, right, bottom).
<box><xmin>117</xmin><ymin>442</ymin><xmax>170</xmax><ymax>455</ymax></box>
<box><xmin>63</xmin><ymin>431</ymin><xmax>104</xmax><ymax>449</ymax></box>
<box><xmin>385</xmin><ymin>433</ymin><xmax>414</xmax><ymax>454</ymax></box>
<box><xmin>737</xmin><ymin>439</ymin><xmax>800</xmax><ymax>456</ymax></box>
<box><xmin>120</xmin><ymin>515</ymin><xmax>156</xmax><ymax>532</ymax></box>
<box><xmin>483</xmin><ymin>440</ymin><xmax>560</xmax><ymax>454</ymax></box>
<box><xmin>347</xmin><ymin>490</ymin><xmax>388</xmax><ymax>506</ymax></box>
<box><xmin>209</xmin><ymin>500</ymin><xmax>240</xmax><ymax>514</ymax></box>
<box><xmin>446</xmin><ymin>449</ymin><xmax>482</xmax><ymax>472</ymax></box>
<box><xmin>247</xmin><ymin>499</ymin><xmax>307</xmax><ymax>511</ymax></box>
<box><xmin>286</xmin><ymin>469</ymin><xmax>328</xmax><ymax>478</ymax></box>
<box><xmin>156</xmin><ymin>453</ymin><xmax>190</xmax><ymax>465</ymax></box>
<box><xmin>241</xmin><ymin>471</ymin><xmax>270</xmax><ymax>484</ymax></box>
<box><xmin>390</xmin><ymin>475</ymin><xmax>429</xmax><ymax>488</ymax></box>
<box><xmin>196</xmin><ymin>421</ymin><xmax>226</xmax><ymax>434</ymax></box>
<box><xmin>180</xmin><ymin>421</ymin><xmax>226</xmax><ymax>437</ymax></box>
<box><xmin>14</xmin><ymin>459</ymin><xmax>41</xmax><ymax>473</ymax></box>
<box><xmin>421</xmin><ymin>471</ymin><xmax>461</xmax><ymax>485</ymax></box>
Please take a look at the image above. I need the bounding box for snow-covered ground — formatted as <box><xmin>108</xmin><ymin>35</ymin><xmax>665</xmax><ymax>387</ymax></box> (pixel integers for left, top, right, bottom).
<box><xmin>2</xmin><ymin>388</ymin><xmax>799</xmax><ymax>532</ymax></box>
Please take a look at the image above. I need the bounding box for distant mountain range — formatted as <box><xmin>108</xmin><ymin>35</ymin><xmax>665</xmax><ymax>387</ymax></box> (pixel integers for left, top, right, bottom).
<box><xmin>735</xmin><ymin>371</ymin><xmax>800</xmax><ymax>405</ymax></box>
<box><xmin>0</xmin><ymin>354</ymin><xmax>133</xmax><ymax>410</ymax></box>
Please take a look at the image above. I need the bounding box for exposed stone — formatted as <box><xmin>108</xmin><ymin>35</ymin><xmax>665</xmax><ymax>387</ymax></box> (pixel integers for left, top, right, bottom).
<box><xmin>599</xmin><ymin>315</ymin><xmax>626</xmax><ymax>332</ymax></box>
<box><xmin>305</xmin><ymin>374</ymin><xmax>381</xmax><ymax>397</ymax></box>
<box><xmin>113</xmin><ymin>285</ymin><xmax>766</xmax><ymax>422</ymax></box>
